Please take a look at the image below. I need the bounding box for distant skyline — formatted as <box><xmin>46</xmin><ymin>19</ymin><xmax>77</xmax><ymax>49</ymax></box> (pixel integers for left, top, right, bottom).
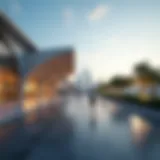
<box><xmin>0</xmin><ymin>0</ymin><xmax>160</xmax><ymax>82</ymax></box>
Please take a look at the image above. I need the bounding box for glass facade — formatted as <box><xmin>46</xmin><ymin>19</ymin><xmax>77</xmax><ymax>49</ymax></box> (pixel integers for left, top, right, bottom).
<box><xmin>0</xmin><ymin>12</ymin><xmax>74</xmax><ymax>111</ymax></box>
<box><xmin>0</xmin><ymin>67</ymin><xmax>20</xmax><ymax>103</ymax></box>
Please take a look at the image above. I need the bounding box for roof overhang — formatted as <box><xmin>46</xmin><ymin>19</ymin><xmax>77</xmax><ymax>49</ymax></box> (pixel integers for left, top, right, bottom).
<box><xmin>0</xmin><ymin>11</ymin><xmax>37</xmax><ymax>53</ymax></box>
<box><xmin>18</xmin><ymin>47</ymin><xmax>74</xmax><ymax>82</ymax></box>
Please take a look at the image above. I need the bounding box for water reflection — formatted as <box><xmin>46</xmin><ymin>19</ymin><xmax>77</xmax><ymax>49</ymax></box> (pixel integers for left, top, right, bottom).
<box><xmin>89</xmin><ymin>108</ymin><xmax>97</xmax><ymax>129</ymax></box>
<box><xmin>128</xmin><ymin>114</ymin><xmax>160</xmax><ymax>160</ymax></box>
<box><xmin>0</xmin><ymin>101</ymin><xmax>75</xmax><ymax>160</ymax></box>
<box><xmin>129</xmin><ymin>114</ymin><xmax>152</xmax><ymax>145</ymax></box>
<box><xmin>101</xmin><ymin>98</ymin><xmax>160</xmax><ymax>160</ymax></box>
<box><xmin>0</xmin><ymin>96</ymin><xmax>160</xmax><ymax>160</ymax></box>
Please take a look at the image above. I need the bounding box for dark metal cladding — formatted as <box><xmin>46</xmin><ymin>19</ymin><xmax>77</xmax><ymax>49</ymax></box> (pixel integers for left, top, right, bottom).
<box><xmin>0</xmin><ymin>55</ymin><xmax>19</xmax><ymax>73</ymax></box>
<box><xmin>0</xmin><ymin>11</ymin><xmax>37</xmax><ymax>53</ymax></box>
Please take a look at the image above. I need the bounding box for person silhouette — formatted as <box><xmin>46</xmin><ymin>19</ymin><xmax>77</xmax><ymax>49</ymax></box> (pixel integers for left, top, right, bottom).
<box><xmin>88</xmin><ymin>88</ymin><xmax>97</xmax><ymax>107</ymax></box>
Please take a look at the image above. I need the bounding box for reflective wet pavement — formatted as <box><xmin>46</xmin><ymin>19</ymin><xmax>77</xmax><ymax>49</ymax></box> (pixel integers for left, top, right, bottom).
<box><xmin>0</xmin><ymin>95</ymin><xmax>160</xmax><ymax>160</ymax></box>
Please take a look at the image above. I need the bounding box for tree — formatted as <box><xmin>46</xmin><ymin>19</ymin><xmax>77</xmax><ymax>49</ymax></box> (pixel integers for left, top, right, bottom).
<box><xmin>134</xmin><ymin>62</ymin><xmax>152</xmax><ymax>81</ymax></box>
<box><xmin>134</xmin><ymin>61</ymin><xmax>160</xmax><ymax>97</ymax></box>
<box><xmin>134</xmin><ymin>61</ymin><xmax>160</xmax><ymax>84</ymax></box>
<box><xmin>98</xmin><ymin>82</ymin><xmax>110</xmax><ymax>93</ymax></box>
<box><xmin>108</xmin><ymin>75</ymin><xmax>132</xmax><ymax>88</ymax></box>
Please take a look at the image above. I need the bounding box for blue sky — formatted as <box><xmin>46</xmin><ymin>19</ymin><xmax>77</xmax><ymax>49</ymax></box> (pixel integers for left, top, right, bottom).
<box><xmin>0</xmin><ymin>0</ymin><xmax>160</xmax><ymax>82</ymax></box>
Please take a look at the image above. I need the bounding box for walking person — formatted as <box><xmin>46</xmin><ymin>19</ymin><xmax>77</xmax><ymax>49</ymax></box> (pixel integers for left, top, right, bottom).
<box><xmin>88</xmin><ymin>88</ymin><xmax>97</xmax><ymax>107</ymax></box>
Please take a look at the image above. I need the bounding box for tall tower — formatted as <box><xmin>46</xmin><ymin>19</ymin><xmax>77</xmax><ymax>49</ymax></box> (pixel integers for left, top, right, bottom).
<box><xmin>76</xmin><ymin>69</ymin><xmax>92</xmax><ymax>91</ymax></box>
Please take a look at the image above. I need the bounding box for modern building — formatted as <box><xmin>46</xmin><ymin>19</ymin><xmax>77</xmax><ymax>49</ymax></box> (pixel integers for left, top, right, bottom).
<box><xmin>0</xmin><ymin>11</ymin><xmax>37</xmax><ymax>105</ymax></box>
<box><xmin>0</xmin><ymin>11</ymin><xmax>74</xmax><ymax>111</ymax></box>
<box><xmin>75</xmin><ymin>69</ymin><xmax>93</xmax><ymax>92</ymax></box>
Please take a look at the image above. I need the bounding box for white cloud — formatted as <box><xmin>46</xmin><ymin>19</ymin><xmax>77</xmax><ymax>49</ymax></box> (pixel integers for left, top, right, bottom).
<box><xmin>63</xmin><ymin>8</ymin><xmax>73</xmax><ymax>24</ymax></box>
<box><xmin>88</xmin><ymin>4</ymin><xmax>110</xmax><ymax>21</ymax></box>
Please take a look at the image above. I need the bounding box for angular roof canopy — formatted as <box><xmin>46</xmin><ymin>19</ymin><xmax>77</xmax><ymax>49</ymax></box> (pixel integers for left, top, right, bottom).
<box><xmin>0</xmin><ymin>11</ymin><xmax>74</xmax><ymax>81</ymax></box>
<box><xmin>18</xmin><ymin>47</ymin><xmax>74</xmax><ymax>78</ymax></box>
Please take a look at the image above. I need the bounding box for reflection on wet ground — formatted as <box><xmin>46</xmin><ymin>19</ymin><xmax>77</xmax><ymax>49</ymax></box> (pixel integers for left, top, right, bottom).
<box><xmin>0</xmin><ymin>94</ymin><xmax>160</xmax><ymax>160</ymax></box>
